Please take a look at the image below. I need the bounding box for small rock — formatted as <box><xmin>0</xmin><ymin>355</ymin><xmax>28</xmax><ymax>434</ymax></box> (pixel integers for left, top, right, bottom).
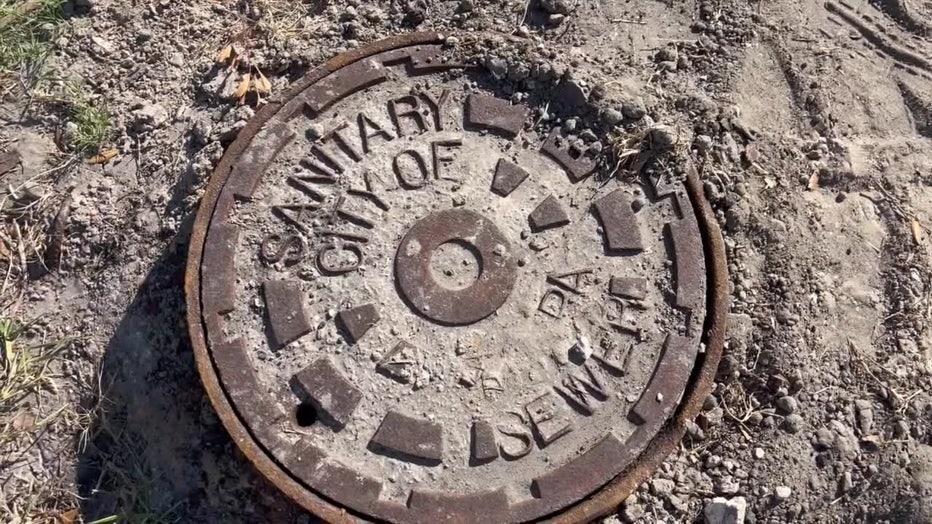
<box><xmin>622</xmin><ymin>100</ymin><xmax>646</xmax><ymax>120</ymax></box>
<box><xmin>782</xmin><ymin>413</ymin><xmax>804</xmax><ymax>434</ymax></box>
<box><xmin>714</xmin><ymin>476</ymin><xmax>740</xmax><ymax>495</ymax></box>
<box><xmin>667</xmin><ymin>493</ymin><xmax>689</xmax><ymax>513</ymax></box>
<box><xmin>861</xmin><ymin>434</ymin><xmax>882</xmax><ymax>451</ymax></box>
<box><xmin>602</xmin><ymin>107</ymin><xmax>624</xmax><ymax>125</ymax></box>
<box><xmin>540</xmin><ymin>0</ymin><xmax>572</xmax><ymax>14</ymax></box>
<box><xmin>776</xmin><ymin>396</ymin><xmax>798</xmax><ymax>414</ymax></box>
<box><xmin>579</xmin><ymin>129</ymin><xmax>598</xmax><ymax>143</ymax></box>
<box><xmin>650</xmin><ymin>478</ymin><xmax>675</xmax><ymax>496</ymax></box>
<box><xmin>855</xmin><ymin>399</ymin><xmax>874</xmax><ymax>434</ymax></box>
<box><xmin>168</xmin><ymin>51</ymin><xmax>184</xmax><ymax>68</ymax></box>
<box><xmin>568</xmin><ymin>336</ymin><xmax>592</xmax><ymax>362</ymax></box>
<box><xmin>649</xmin><ymin>125</ymin><xmax>677</xmax><ymax>152</ymax></box>
<box><xmin>695</xmin><ymin>134</ymin><xmax>713</xmax><ymax>153</ymax></box>
<box><xmin>133</xmin><ymin>103</ymin><xmax>169</xmax><ymax>131</ymax></box>
<box><xmin>838</xmin><ymin>471</ymin><xmax>854</xmax><ymax>495</ymax></box>
<box><xmin>894</xmin><ymin>419</ymin><xmax>910</xmax><ymax>439</ymax></box>
<box><xmin>814</xmin><ymin>427</ymin><xmax>835</xmax><ymax>449</ymax></box>
<box><xmin>621</xmin><ymin>502</ymin><xmax>645</xmax><ymax>523</ymax></box>
<box><xmin>704</xmin><ymin>497</ymin><xmax>746</xmax><ymax>524</ymax></box>
<box><xmin>657</xmin><ymin>46</ymin><xmax>678</xmax><ymax>62</ymax></box>
<box><xmin>774</xmin><ymin>486</ymin><xmax>792</xmax><ymax>502</ymax></box>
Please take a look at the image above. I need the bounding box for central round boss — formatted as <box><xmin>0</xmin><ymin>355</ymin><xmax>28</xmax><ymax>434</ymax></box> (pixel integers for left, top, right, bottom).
<box><xmin>394</xmin><ymin>208</ymin><xmax>518</xmax><ymax>325</ymax></box>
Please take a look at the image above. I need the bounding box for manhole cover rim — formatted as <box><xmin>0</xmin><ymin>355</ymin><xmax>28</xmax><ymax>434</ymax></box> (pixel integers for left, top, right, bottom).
<box><xmin>184</xmin><ymin>31</ymin><xmax>729</xmax><ymax>523</ymax></box>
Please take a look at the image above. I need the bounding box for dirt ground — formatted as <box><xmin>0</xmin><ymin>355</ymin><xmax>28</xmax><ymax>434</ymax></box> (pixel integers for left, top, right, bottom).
<box><xmin>0</xmin><ymin>0</ymin><xmax>930</xmax><ymax>522</ymax></box>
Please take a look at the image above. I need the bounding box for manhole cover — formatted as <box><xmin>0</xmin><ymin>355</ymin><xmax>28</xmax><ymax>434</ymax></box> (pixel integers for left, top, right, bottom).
<box><xmin>186</xmin><ymin>33</ymin><xmax>727</xmax><ymax>523</ymax></box>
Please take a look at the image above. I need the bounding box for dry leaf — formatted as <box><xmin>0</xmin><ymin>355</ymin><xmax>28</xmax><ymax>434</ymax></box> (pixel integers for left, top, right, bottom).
<box><xmin>216</xmin><ymin>44</ymin><xmax>234</xmax><ymax>65</ymax></box>
<box><xmin>56</xmin><ymin>509</ymin><xmax>79</xmax><ymax>524</ymax></box>
<box><xmin>254</xmin><ymin>69</ymin><xmax>272</xmax><ymax>95</ymax></box>
<box><xmin>912</xmin><ymin>219</ymin><xmax>924</xmax><ymax>244</ymax></box>
<box><xmin>807</xmin><ymin>171</ymin><xmax>820</xmax><ymax>191</ymax></box>
<box><xmin>87</xmin><ymin>149</ymin><xmax>118</xmax><ymax>165</ymax></box>
<box><xmin>234</xmin><ymin>73</ymin><xmax>251</xmax><ymax>101</ymax></box>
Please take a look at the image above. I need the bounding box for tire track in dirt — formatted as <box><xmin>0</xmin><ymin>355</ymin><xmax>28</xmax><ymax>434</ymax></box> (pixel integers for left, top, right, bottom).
<box><xmin>896</xmin><ymin>79</ymin><xmax>932</xmax><ymax>137</ymax></box>
<box><xmin>825</xmin><ymin>1</ymin><xmax>932</xmax><ymax>75</ymax></box>
<box><xmin>869</xmin><ymin>0</ymin><xmax>932</xmax><ymax>37</ymax></box>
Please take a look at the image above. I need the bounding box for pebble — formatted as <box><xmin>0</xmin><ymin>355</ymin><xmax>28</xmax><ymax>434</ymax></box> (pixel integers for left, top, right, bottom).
<box><xmin>774</xmin><ymin>486</ymin><xmax>792</xmax><ymax>501</ymax></box>
<box><xmin>704</xmin><ymin>496</ymin><xmax>747</xmax><ymax>524</ymax></box>
<box><xmin>602</xmin><ymin>107</ymin><xmax>624</xmax><ymax>125</ymax></box>
<box><xmin>782</xmin><ymin>413</ymin><xmax>804</xmax><ymax>434</ymax></box>
<box><xmin>622</xmin><ymin>100</ymin><xmax>646</xmax><ymax>120</ymax></box>
<box><xmin>649</xmin><ymin>125</ymin><xmax>677</xmax><ymax>152</ymax></box>
<box><xmin>814</xmin><ymin>427</ymin><xmax>835</xmax><ymax>449</ymax></box>
<box><xmin>621</xmin><ymin>502</ymin><xmax>645</xmax><ymax>523</ymax></box>
<box><xmin>650</xmin><ymin>478</ymin><xmax>675</xmax><ymax>496</ymax></box>
<box><xmin>775</xmin><ymin>396</ymin><xmax>798</xmax><ymax>414</ymax></box>
<box><xmin>854</xmin><ymin>399</ymin><xmax>874</xmax><ymax>433</ymax></box>
<box><xmin>133</xmin><ymin>103</ymin><xmax>169</xmax><ymax>131</ymax></box>
<box><xmin>714</xmin><ymin>476</ymin><xmax>740</xmax><ymax>495</ymax></box>
<box><xmin>540</xmin><ymin>0</ymin><xmax>572</xmax><ymax>14</ymax></box>
<box><xmin>695</xmin><ymin>134</ymin><xmax>713</xmax><ymax>153</ymax></box>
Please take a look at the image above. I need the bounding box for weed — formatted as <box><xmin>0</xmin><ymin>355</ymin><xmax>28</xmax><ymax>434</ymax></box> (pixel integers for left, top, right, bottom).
<box><xmin>82</xmin><ymin>404</ymin><xmax>182</xmax><ymax>524</ymax></box>
<box><xmin>0</xmin><ymin>317</ymin><xmax>78</xmax><ymax>522</ymax></box>
<box><xmin>0</xmin><ymin>318</ymin><xmax>68</xmax><ymax>418</ymax></box>
<box><xmin>64</xmin><ymin>83</ymin><xmax>111</xmax><ymax>152</ymax></box>
<box><xmin>0</xmin><ymin>0</ymin><xmax>64</xmax><ymax>93</ymax></box>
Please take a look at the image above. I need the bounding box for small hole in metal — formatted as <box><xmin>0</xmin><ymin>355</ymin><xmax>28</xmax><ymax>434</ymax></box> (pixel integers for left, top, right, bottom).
<box><xmin>295</xmin><ymin>403</ymin><xmax>318</xmax><ymax>427</ymax></box>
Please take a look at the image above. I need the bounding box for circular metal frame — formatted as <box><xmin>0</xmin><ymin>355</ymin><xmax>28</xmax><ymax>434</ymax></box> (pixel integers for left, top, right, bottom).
<box><xmin>185</xmin><ymin>32</ymin><xmax>728</xmax><ymax>523</ymax></box>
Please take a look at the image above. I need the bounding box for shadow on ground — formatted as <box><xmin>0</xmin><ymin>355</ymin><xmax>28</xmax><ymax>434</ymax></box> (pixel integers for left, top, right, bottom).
<box><xmin>73</xmin><ymin>205</ymin><xmax>307</xmax><ymax>522</ymax></box>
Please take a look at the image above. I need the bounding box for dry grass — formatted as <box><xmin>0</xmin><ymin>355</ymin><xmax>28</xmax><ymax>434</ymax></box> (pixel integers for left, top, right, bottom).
<box><xmin>0</xmin><ymin>0</ymin><xmax>63</xmax><ymax>96</ymax></box>
<box><xmin>0</xmin><ymin>317</ymin><xmax>80</xmax><ymax>522</ymax></box>
<box><xmin>80</xmin><ymin>394</ymin><xmax>181</xmax><ymax>524</ymax></box>
<box><xmin>251</xmin><ymin>0</ymin><xmax>326</xmax><ymax>41</ymax></box>
<box><xmin>0</xmin><ymin>153</ymin><xmax>77</xmax><ymax>311</ymax></box>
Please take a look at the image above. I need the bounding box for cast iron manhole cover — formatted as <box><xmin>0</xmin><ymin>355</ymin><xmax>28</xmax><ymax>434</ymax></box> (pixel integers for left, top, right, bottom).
<box><xmin>186</xmin><ymin>33</ymin><xmax>727</xmax><ymax>523</ymax></box>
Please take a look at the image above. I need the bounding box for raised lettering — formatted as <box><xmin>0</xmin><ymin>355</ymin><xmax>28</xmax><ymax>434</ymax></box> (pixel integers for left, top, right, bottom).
<box><xmin>357</xmin><ymin>112</ymin><xmax>395</xmax><ymax>153</ymax></box>
<box><xmin>288</xmin><ymin>175</ymin><xmax>330</xmax><ymax>202</ymax></box>
<box><xmin>538</xmin><ymin>288</ymin><xmax>566</xmax><ymax>318</ymax></box>
<box><xmin>432</xmin><ymin>139</ymin><xmax>462</xmax><ymax>181</ymax></box>
<box><xmin>332</xmin><ymin>196</ymin><xmax>376</xmax><ymax>229</ymax></box>
<box><xmin>393</xmin><ymin>149</ymin><xmax>430</xmax><ymax>189</ymax></box>
<box><xmin>260</xmin><ymin>234</ymin><xmax>306</xmax><ymax>265</ymax></box>
<box><xmin>347</xmin><ymin>170</ymin><xmax>389</xmax><ymax>211</ymax></box>
<box><xmin>319</xmin><ymin>229</ymin><xmax>370</xmax><ymax>244</ymax></box>
<box><xmin>419</xmin><ymin>89</ymin><xmax>451</xmax><ymax>131</ymax></box>
<box><xmin>299</xmin><ymin>155</ymin><xmax>340</xmax><ymax>179</ymax></box>
<box><xmin>388</xmin><ymin>95</ymin><xmax>427</xmax><ymax>136</ymax></box>
<box><xmin>309</xmin><ymin>142</ymin><xmax>346</xmax><ymax>174</ymax></box>
<box><xmin>554</xmin><ymin>363</ymin><xmax>609</xmax><ymax>416</ymax></box>
<box><xmin>497</xmin><ymin>413</ymin><xmax>533</xmax><ymax>460</ymax></box>
<box><xmin>322</xmin><ymin>122</ymin><xmax>363</xmax><ymax>163</ymax></box>
<box><xmin>317</xmin><ymin>243</ymin><xmax>363</xmax><ymax>275</ymax></box>
<box><xmin>525</xmin><ymin>392</ymin><xmax>572</xmax><ymax>446</ymax></box>
<box><xmin>546</xmin><ymin>268</ymin><xmax>593</xmax><ymax>295</ymax></box>
<box><xmin>593</xmin><ymin>339</ymin><xmax>633</xmax><ymax>375</ymax></box>
<box><xmin>273</xmin><ymin>204</ymin><xmax>320</xmax><ymax>232</ymax></box>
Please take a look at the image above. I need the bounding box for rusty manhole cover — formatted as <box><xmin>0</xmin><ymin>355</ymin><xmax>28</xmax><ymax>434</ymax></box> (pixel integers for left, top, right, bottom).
<box><xmin>186</xmin><ymin>33</ymin><xmax>727</xmax><ymax>523</ymax></box>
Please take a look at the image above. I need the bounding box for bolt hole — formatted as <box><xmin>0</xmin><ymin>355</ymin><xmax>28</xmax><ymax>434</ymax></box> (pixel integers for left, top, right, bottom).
<box><xmin>295</xmin><ymin>403</ymin><xmax>318</xmax><ymax>427</ymax></box>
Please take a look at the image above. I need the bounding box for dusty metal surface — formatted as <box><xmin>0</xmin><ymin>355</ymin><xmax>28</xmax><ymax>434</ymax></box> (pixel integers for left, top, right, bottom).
<box><xmin>186</xmin><ymin>33</ymin><xmax>727</xmax><ymax>523</ymax></box>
